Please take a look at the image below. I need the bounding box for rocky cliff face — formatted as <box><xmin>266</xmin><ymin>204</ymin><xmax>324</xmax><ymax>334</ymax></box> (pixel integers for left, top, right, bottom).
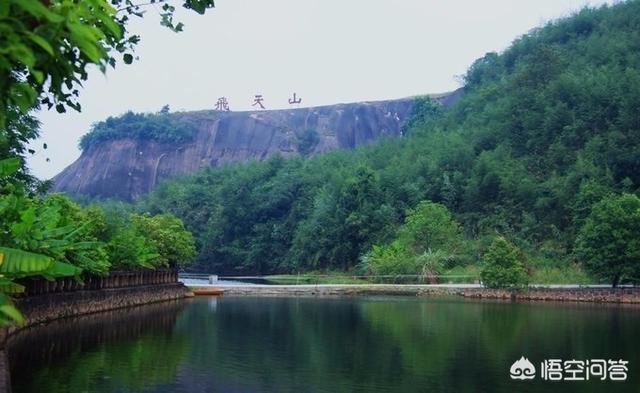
<box><xmin>53</xmin><ymin>93</ymin><xmax>459</xmax><ymax>200</ymax></box>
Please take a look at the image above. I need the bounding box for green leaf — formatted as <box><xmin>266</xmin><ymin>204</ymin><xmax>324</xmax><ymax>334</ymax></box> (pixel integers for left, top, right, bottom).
<box><xmin>0</xmin><ymin>1</ymin><xmax>8</xmax><ymax>17</ymax></box>
<box><xmin>27</xmin><ymin>32</ymin><xmax>54</xmax><ymax>56</ymax></box>
<box><xmin>67</xmin><ymin>22</ymin><xmax>105</xmax><ymax>63</ymax></box>
<box><xmin>0</xmin><ymin>247</ymin><xmax>53</xmax><ymax>276</ymax></box>
<box><xmin>39</xmin><ymin>239</ymin><xmax>69</xmax><ymax>251</ymax></box>
<box><xmin>95</xmin><ymin>9</ymin><xmax>122</xmax><ymax>39</ymax></box>
<box><xmin>0</xmin><ymin>278</ymin><xmax>25</xmax><ymax>294</ymax></box>
<box><xmin>0</xmin><ymin>157</ymin><xmax>20</xmax><ymax>177</ymax></box>
<box><xmin>67</xmin><ymin>101</ymin><xmax>81</xmax><ymax>112</ymax></box>
<box><xmin>41</xmin><ymin>225</ymin><xmax>76</xmax><ymax>239</ymax></box>
<box><xmin>10</xmin><ymin>206</ymin><xmax>36</xmax><ymax>239</ymax></box>
<box><xmin>41</xmin><ymin>261</ymin><xmax>82</xmax><ymax>279</ymax></box>
<box><xmin>71</xmin><ymin>241</ymin><xmax>103</xmax><ymax>250</ymax></box>
<box><xmin>16</xmin><ymin>0</ymin><xmax>65</xmax><ymax>22</ymax></box>
<box><xmin>183</xmin><ymin>0</ymin><xmax>215</xmax><ymax>14</ymax></box>
<box><xmin>30</xmin><ymin>69</ymin><xmax>44</xmax><ymax>84</ymax></box>
<box><xmin>123</xmin><ymin>53</ymin><xmax>133</xmax><ymax>64</ymax></box>
<box><xmin>10</xmin><ymin>83</ymin><xmax>38</xmax><ymax>112</ymax></box>
<box><xmin>0</xmin><ymin>303</ymin><xmax>24</xmax><ymax>325</ymax></box>
<box><xmin>10</xmin><ymin>44</ymin><xmax>36</xmax><ymax>67</ymax></box>
<box><xmin>62</xmin><ymin>220</ymin><xmax>94</xmax><ymax>241</ymax></box>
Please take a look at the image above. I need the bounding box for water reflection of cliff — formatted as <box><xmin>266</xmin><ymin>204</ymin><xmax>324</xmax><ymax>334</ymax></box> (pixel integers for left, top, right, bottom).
<box><xmin>9</xmin><ymin>299</ymin><xmax>189</xmax><ymax>393</ymax></box>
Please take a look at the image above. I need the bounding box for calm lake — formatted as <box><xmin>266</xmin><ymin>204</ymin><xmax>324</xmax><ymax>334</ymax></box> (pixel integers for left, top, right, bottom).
<box><xmin>8</xmin><ymin>296</ymin><xmax>640</xmax><ymax>393</ymax></box>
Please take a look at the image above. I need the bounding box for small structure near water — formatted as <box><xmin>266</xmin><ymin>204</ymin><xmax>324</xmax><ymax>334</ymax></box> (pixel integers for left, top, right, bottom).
<box><xmin>191</xmin><ymin>287</ymin><xmax>224</xmax><ymax>296</ymax></box>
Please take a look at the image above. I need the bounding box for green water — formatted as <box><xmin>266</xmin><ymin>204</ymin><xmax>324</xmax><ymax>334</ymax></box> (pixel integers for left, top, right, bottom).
<box><xmin>8</xmin><ymin>296</ymin><xmax>640</xmax><ymax>393</ymax></box>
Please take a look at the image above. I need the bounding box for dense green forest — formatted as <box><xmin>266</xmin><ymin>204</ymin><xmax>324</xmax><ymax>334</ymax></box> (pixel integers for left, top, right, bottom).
<box><xmin>79</xmin><ymin>109</ymin><xmax>204</xmax><ymax>151</ymax></box>
<box><xmin>136</xmin><ymin>1</ymin><xmax>640</xmax><ymax>284</ymax></box>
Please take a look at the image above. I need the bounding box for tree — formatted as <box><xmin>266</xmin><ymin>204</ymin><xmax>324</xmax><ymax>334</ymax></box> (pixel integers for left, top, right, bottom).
<box><xmin>480</xmin><ymin>236</ymin><xmax>529</xmax><ymax>288</ymax></box>
<box><xmin>398</xmin><ymin>201</ymin><xmax>461</xmax><ymax>254</ymax></box>
<box><xmin>131</xmin><ymin>213</ymin><xmax>196</xmax><ymax>267</ymax></box>
<box><xmin>0</xmin><ymin>0</ymin><xmax>212</xmax><ymax>325</ymax></box>
<box><xmin>575</xmin><ymin>193</ymin><xmax>640</xmax><ymax>287</ymax></box>
<box><xmin>107</xmin><ymin>225</ymin><xmax>159</xmax><ymax>270</ymax></box>
<box><xmin>402</xmin><ymin>96</ymin><xmax>443</xmax><ymax>133</ymax></box>
<box><xmin>0</xmin><ymin>108</ymin><xmax>42</xmax><ymax>189</ymax></box>
<box><xmin>0</xmin><ymin>0</ymin><xmax>215</xmax><ymax>126</ymax></box>
<box><xmin>361</xmin><ymin>201</ymin><xmax>460</xmax><ymax>281</ymax></box>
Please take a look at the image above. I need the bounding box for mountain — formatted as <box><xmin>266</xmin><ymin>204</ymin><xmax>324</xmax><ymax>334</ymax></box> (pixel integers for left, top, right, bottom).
<box><xmin>137</xmin><ymin>1</ymin><xmax>640</xmax><ymax>276</ymax></box>
<box><xmin>52</xmin><ymin>92</ymin><xmax>461</xmax><ymax>200</ymax></box>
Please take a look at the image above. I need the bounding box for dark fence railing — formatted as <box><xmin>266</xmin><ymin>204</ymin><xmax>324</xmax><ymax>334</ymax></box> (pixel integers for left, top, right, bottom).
<box><xmin>15</xmin><ymin>269</ymin><xmax>179</xmax><ymax>297</ymax></box>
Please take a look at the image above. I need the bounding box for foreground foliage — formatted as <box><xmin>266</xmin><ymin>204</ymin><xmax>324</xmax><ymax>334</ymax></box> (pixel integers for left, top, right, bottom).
<box><xmin>0</xmin><ymin>156</ymin><xmax>195</xmax><ymax>325</ymax></box>
<box><xmin>0</xmin><ymin>0</ymin><xmax>214</xmax><ymax>125</ymax></box>
<box><xmin>0</xmin><ymin>159</ymin><xmax>82</xmax><ymax>324</ymax></box>
<box><xmin>0</xmin><ymin>0</ymin><xmax>212</xmax><ymax>325</ymax></box>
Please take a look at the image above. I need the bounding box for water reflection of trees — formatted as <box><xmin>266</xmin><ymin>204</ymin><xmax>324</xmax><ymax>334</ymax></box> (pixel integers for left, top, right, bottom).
<box><xmin>7</xmin><ymin>297</ymin><xmax>640</xmax><ymax>393</ymax></box>
<box><xmin>9</xmin><ymin>300</ymin><xmax>188</xmax><ymax>393</ymax></box>
<box><xmin>177</xmin><ymin>297</ymin><xmax>640</xmax><ymax>393</ymax></box>
<box><xmin>357</xmin><ymin>299</ymin><xmax>640</xmax><ymax>393</ymax></box>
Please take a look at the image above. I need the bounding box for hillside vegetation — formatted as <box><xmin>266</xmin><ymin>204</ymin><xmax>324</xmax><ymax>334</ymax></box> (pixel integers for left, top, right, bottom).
<box><xmin>139</xmin><ymin>2</ymin><xmax>640</xmax><ymax>283</ymax></box>
<box><xmin>79</xmin><ymin>109</ymin><xmax>201</xmax><ymax>151</ymax></box>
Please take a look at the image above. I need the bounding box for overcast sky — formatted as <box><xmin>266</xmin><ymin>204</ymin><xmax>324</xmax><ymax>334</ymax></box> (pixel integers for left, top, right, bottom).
<box><xmin>28</xmin><ymin>0</ymin><xmax>614</xmax><ymax>179</ymax></box>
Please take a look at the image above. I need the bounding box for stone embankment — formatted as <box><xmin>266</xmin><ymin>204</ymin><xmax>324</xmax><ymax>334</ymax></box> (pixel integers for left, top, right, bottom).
<box><xmin>461</xmin><ymin>287</ymin><xmax>640</xmax><ymax>303</ymax></box>
<box><xmin>197</xmin><ymin>284</ymin><xmax>640</xmax><ymax>304</ymax></box>
<box><xmin>12</xmin><ymin>283</ymin><xmax>189</xmax><ymax>331</ymax></box>
<box><xmin>1</xmin><ymin>270</ymin><xmax>190</xmax><ymax>346</ymax></box>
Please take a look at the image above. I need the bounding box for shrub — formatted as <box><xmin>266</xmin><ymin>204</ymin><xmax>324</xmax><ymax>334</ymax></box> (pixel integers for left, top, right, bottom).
<box><xmin>130</xmin><ymin>213</ymin><xmax>196</xmax><ymax>267</ymax></box>
<box><xmin>480</xmin><ymin>236</ymin><xmax>529</xmax><ymax>288</ymax></box>
<box><xmin>361</xmin><ymin>201</ymin><xmax>459</xmax><ymax>281</ymax></box>
<box><xmin>361</xmin><ymin>240</ymin><xmax>414</xmax><ymax>276</ymax></box>
<box><xmin>107</xmin><ymin>226</ymin><xmax>159</xmax><ymax>271</ymax></box>
<box><xmin>105</xmin><ymin>211</ymin><xmax>196</xmax><ymax>271</ymax></box>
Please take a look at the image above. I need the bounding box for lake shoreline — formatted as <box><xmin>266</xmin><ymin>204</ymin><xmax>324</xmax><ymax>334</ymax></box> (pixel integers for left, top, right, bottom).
<box><xmin>190</xmin><ymin>284</ymin><xmax>640</xmax><ymax>304</ymax></box>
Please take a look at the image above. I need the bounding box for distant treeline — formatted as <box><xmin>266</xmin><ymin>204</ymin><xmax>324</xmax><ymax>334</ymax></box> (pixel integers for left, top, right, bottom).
<box><xmin>134</xmin><ymin>2</ymin><xmax>640</xmax><ymax>280</ymax></box>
